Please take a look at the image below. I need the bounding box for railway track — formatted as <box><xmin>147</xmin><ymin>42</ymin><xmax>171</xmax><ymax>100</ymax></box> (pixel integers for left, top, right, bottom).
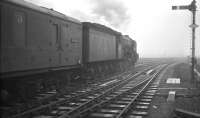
<box><xmin>83</xmin><ymin>65</ymin><xmax>166</xmax><ymax>118</ymax></box>
<box><xmin>6</xmin><ymin>64</ymin><xmax>154</xmax><ymax>118</ymax></box>
<box><xmin>27</xmin><ymin>64</ymin><xmax>166</xmax><ymax>118</ymax></box>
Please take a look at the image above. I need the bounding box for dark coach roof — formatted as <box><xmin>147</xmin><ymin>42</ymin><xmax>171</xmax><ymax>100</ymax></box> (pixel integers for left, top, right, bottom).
<box><xmin>82</xmin><ymin>22</ymin><xmax>121</xmax><ymax>35</ymax></box>
<box><xmin>3</xmin><ymin>0</ymin><xmax>81</xmax><ymax>24</ymax></box>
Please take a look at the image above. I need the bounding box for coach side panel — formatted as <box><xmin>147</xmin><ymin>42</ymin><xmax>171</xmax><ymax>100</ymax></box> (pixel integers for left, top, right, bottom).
<box><xmin>0</xmin><ymin>2</ymin><xmax>82</xmax><ymax>74</ymax></box>
<box><xmin>88</xmin><ymin>28</ymin><xmax>117</xmax><ymax>62</ymax></box>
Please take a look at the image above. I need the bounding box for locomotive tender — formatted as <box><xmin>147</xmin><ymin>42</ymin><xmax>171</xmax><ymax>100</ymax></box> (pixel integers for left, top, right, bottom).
<box><xmin>0</xmin><ymin>0</ymin><xmax>138</xmax><ymax>102</ymax></box>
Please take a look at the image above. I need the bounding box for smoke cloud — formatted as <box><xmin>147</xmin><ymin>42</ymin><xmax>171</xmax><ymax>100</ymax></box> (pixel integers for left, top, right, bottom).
<box><xmin>90</xmin><ymin>0</ymin><xmax>130</xmax><ymax>29</ymax></box>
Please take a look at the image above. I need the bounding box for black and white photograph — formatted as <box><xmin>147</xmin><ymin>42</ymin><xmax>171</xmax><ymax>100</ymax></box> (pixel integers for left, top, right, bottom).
<box><xmin>0</xmin><ymin>0</ymin><xmax>200</xmax><ymax>118</ymax></box>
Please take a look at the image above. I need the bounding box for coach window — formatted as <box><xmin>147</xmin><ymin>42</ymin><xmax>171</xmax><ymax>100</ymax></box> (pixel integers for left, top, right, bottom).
<box><xmin>13</xmin><ymin>11</ymin><xmax>25</xmax><ymax>47</ymax></box>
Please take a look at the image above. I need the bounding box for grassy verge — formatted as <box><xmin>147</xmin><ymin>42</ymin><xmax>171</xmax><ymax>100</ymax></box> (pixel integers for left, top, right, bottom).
<box><xmin>173</xmin><ymin>63</ymin><xmax>200</xmax><ymax>114</ymax></box>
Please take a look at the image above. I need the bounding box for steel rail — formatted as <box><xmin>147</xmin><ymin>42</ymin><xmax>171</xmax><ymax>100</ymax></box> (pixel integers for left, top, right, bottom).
<box><xmin>79</xmin><ymin>65</ymin><xmax>166</xmax><ymax>118</ymax></box>
<box><xmin>10</xmin><ymin>66</ymin><xmax>154</xmax><ymax>118</ymax></box>
<box><xmin>59</xmin><ymin>65</ymin><xmax>163</xmax><ymax>118</ymax></box>
<box><xmin>116</xmin><ymin>64</ymin><xmax>167</xmax><ymax>118</ymax></box>
<box><xmin>58</xmin><ymin>69</ymin><xmax>149</xmax><ymax>118</ymax></box>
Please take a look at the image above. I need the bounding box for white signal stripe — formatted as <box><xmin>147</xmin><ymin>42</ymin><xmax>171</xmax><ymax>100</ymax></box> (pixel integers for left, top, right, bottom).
<box><xmin>194</xmin><ymin>68</ymin><xmax>200</xmax><ymax>81</ymax></box>
<box><xmin>194</xmin><ymin>69</ymin><xmax>200</xmax><ymax>76</ymax></box>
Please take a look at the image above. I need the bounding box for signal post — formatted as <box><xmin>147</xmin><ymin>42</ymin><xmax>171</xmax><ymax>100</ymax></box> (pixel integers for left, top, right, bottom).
<box><xmin>172</xmin><ymin>0</ymin><xmax>198</xmax><ymax>82</ymax></box>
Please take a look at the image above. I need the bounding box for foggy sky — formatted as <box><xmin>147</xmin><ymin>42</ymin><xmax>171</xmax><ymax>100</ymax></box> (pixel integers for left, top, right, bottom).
<box><xmin>25</xmin><ymin>0</ymin><xmax>200</xmax><ymax>58</ymax></box>
<box><xmin>91</xmin><ymin>0</ymin><xmax>130</xmax><ymax>28</ymax></box>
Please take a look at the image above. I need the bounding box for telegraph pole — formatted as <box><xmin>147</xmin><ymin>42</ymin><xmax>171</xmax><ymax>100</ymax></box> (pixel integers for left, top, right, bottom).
<box><xmin>172</xmin><ymin>0</ymin><xmax>198</xmax><ymax>82</ymax></box>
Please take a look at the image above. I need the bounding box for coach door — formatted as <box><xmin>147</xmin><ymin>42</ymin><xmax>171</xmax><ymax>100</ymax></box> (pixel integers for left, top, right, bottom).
<box><xmin>50</xmin><ymin>22</ymin><xmax>61</xmax><ymax>67</ymax></box>
<box><xmin>61</xmin><ymin>24</ymin><xmax>71</xmax><ymax>66</ymax></box>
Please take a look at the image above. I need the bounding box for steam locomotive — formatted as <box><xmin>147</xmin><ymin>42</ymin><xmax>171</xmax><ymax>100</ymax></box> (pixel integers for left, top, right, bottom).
<box><xmin>0</xmin><ymin>0</ymin><xmax>138</xmax><ymax>102</ymax></box>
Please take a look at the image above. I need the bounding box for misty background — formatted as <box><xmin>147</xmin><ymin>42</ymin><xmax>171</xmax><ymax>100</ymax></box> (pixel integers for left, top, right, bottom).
<box><xmin>25</xmin><ymin>0</ymin><xmax>200</xmax><ymax>58</ymax></box>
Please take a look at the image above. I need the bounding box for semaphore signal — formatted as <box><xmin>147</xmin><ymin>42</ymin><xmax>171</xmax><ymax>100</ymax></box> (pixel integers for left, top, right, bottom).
<box><xmin>172</xmin><ymin>0</ymin><xmax>198</xmax><ymax>82</ymax></box>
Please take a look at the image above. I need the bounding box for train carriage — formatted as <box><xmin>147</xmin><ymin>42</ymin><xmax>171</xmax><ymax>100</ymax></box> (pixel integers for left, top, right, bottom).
<box><xmin>82</xmin><ymin>22</ymin><xmax>121</xmax><ymax>63</ymax></box>
<box><xmin>0</xmin><ymin>0</ymin><xmax>138</xmax><ymax>104</ymax></box>
<box><xmin>81</xmin><ymin>22</ymin><xmax>123</xmax><ymax>78</ymax></box>
<box><xmin>0</xmin><ymin>0</ymin><xmax>82</xmax><ymax>77</ymax></box>
<box><xmin>0</xmin><ymin>0</ymin><xmax>83</xmax><ymax>102</ymax></box>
